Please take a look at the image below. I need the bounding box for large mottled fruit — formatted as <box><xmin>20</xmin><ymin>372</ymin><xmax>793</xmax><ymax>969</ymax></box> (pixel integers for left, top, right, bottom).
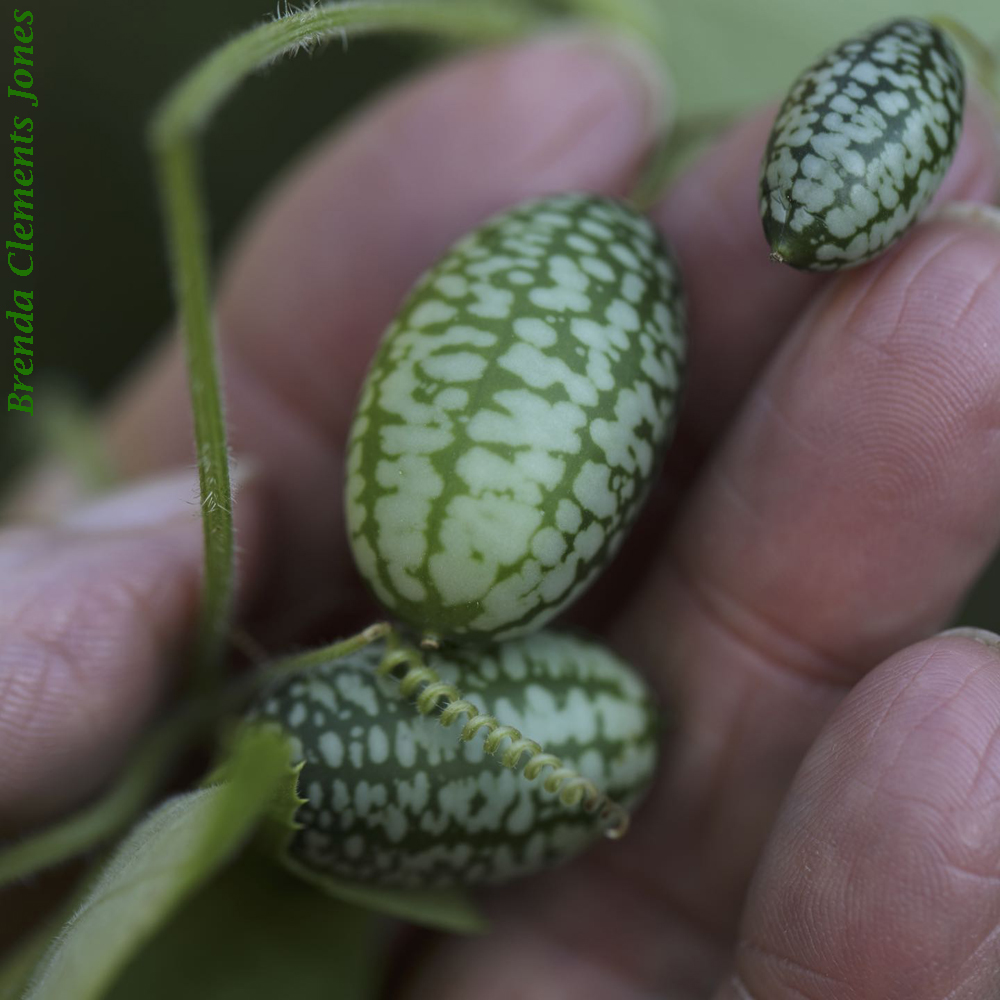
<box><xmin>760</xmin><ymin>17</ymin><xmax>964</xmax><ymax>271</ymax></box>
<box><xmin>345</xmin><ymin>193</ymin><xmax>685</xmax><ymax>642</ymax></box>
<box><xmin>249</xmin><ymin>631</ymin><xmax>659</xmax><ymax>888</ymax></box>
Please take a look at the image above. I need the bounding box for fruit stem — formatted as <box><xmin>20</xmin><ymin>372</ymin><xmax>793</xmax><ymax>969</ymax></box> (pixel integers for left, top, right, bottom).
<box><xmin>146</xmin><ymin>1</ymin><xmax>545</xmax><ymax>702</ymax></box>
<box><xmin>249</xmin><ymin>621</ymin><xmax>391</xmax><ymax>684</ymax></box>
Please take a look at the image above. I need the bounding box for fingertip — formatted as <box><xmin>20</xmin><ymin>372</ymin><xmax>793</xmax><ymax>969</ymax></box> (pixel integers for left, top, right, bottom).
<box><xmin>646</xmin><ymin>82</ymin><xmax>1000</xmax><ymax>455</ymax></box>
<box><xmin>735</xmin><ymin>635</ymin><xmax>1000</xmax><ymax>998</ymax></box>
<box><xmin>58</xmin><ymin>467</ymin><xmax>202</xmax><ymax>533</ymax></box>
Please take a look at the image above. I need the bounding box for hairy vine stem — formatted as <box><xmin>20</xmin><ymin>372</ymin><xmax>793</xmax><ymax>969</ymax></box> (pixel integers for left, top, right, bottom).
<box><xmin>146</xmin><ymin>0</ymin><xmax>677</xmax><ymax>700</ymax></box>
<box><xmin>146</xmin><ymin>1</ymin><xmax>547</xmax><ymax>698</ymax></box>
<box><xmin>46</xmin><ymin>0</ymin><xmax>674</xmax><ymax>888</ymax></box>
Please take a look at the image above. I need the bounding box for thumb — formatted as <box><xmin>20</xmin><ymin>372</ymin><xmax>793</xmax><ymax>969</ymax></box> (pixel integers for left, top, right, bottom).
<box><xmin>717</xmin><ymin>634</ymin><xmax>1000</xmax><ymax>1000</ymax></box>
<box><xmin>0</xmin><ymin>464</ymin><xmax>262</xmax><ymax>835</ymax></box>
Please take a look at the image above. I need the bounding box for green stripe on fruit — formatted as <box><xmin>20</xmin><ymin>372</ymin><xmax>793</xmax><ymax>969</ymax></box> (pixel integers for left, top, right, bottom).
<box><xmin>345</xmin><ymin>193</ymin><xmax>685</xmax><ymax>642</ymax></box>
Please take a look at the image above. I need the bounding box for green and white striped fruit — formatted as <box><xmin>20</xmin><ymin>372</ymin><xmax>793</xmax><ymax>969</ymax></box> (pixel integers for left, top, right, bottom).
<box><xmin>760</xmin><ymin>17</ymin><xmax>965</xmax><ymax>271</ymax></box>
<box><xmin>249</xmin><ymin>631</ymin><xmax>659</xmax><ymax>888</ymax></box>
<box><xmin>345</xmin><ymin>193</ymin><xmax>685</xmax><ymax>642</ymax></box>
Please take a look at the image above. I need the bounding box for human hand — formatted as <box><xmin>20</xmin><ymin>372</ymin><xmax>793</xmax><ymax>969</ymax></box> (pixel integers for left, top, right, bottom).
<box><xmin>3</xmin><ymin>32</ymin><xmax>1000</xmax><ymax>997</ymax></box>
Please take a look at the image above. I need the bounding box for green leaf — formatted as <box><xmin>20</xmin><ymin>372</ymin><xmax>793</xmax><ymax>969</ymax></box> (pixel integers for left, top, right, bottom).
<box><xmin>105</xmin><ymin>851</ymin><xmax>380</xmax><ymax>1000</ymax></box>
<box><xmin>34</xmin><ymin>381</ymin><xmax>117</xmax><ymax>492</ymax></box>
<box><xmin>23</xmin><ymin>727</ymin><xmax>293</xmax><ymax>1000</ymax></box>
<box><xmin>0</xmin><ymin>704</ymin><xmax>207</xmax><ymax>889</ymax></box>
<box><xmin>278</xmin><ymin>854</ymin><xmax>488</xmax><ymax>936</ymax></box>
<box><xmin>239</xmin><ymin>717</ymin><xmax>488</xmax><ymax>936</ymax></box>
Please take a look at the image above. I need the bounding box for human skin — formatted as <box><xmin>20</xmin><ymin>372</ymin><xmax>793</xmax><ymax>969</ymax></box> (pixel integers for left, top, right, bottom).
<box><xmin>3</xmin><ymin>31</ymin><xmax>1000</xmax><ymax>998</ymax></box>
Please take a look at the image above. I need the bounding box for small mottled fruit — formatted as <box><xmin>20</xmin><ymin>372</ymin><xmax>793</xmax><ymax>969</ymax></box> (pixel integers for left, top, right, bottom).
<box><xmin>249</xmin><ymin>631</ymin><xmax>659</xmax><ymax>888</ymax></box>
<box><xmin>345</xmin><ymin>193</ymin><xmax>685</xmax><ymax>642</ymax></box>
<box><xmin>760</xmin><ymin>17</ymin><xmax>965</xmax><ymax>270</ymax></box>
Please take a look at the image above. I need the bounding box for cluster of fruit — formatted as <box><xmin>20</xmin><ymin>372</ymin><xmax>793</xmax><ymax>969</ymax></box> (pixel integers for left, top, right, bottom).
<box><xmin>251</xmin><ymin>17</ymin><xmax>966</xmax><ymax>890</ymax></box>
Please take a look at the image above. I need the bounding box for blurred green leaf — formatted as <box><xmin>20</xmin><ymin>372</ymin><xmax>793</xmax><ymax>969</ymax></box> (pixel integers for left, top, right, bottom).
<box><xmin>106</xmin><ymin>852</ymin><xmax>380</xmax><ymax>1000</ymax></box>
<box><xmin>235</xmin><ymin>717</ymin><xmax>488</xmax><ymax>936</ymax></box>
<box><xmin>279</xmin><ymin>853</ymin><xmax>488</xmax><ymax>936</ymax></box>
<box><xmin>23</xmin><ymin>727</ymin><xmax>293</xmax><ymax>1000</ymax></box>
<box><xmin>35</xmin><ymin>381</ymin><xmax>117</xmax><ymax>493</ymax></box>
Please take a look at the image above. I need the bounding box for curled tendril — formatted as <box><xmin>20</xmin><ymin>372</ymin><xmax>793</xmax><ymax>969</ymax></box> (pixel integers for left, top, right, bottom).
<box><xmin>374</xmin><ymin>636</ymin><xmax>631</xmax><ymax>839</ymax></box>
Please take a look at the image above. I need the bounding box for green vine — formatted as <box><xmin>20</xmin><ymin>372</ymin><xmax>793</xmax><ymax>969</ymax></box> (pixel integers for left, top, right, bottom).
<box><xmin>0</xmin><ymin>0</ymin><xmax>677</xmax><ymax>897</ymax></box>
<box><xmin>0</xmin><ymin>611</ymin><xmax>636</xmax><ymax>885</ymax></box>
<box><xmin>144</xmin><ymin>0</ymin><xmax>679</xmax><ymax>707</ymax></box>
<box><xmin>146</xmin><ymin>1</ymin><xmax>552</xmax><ymax>697</ymax></box>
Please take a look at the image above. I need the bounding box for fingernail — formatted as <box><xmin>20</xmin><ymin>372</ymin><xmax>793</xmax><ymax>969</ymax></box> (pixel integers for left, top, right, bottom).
<box><xmin>937</xmin><ymin>626</ymin><xmax>1000</xmax><ymax>652</ymax></box>
<box><xmin>934</xmin><ymin>200</ymin><xmax>1000</xmax><ymax>235</ymax></box>
<box><xmin>61</xmin><ymin>460</ymin><xmax>259</xmax><ymax>533</ymax></box>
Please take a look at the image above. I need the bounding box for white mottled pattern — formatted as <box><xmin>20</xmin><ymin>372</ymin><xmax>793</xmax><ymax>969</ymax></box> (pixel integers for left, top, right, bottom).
<box><xmin>248</xmin><ymin>632</ymin><xmax>658</xmax><ymax>888</ymax></box>
<box><xmin>345</xmin><ymin>194</ymin><xmax>685</xmax><ymax>640</ymax></box>
<box><xmin>760</xmin><ymin>18</ymin><xmax>964</xmax><ymax>270</ymax></box>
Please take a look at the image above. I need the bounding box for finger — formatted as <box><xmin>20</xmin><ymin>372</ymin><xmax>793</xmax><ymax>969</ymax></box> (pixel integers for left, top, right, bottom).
<box><xmin>653</xmin><ymin>85</ymin><xmax>1000</xmax><ymax>476</ymax></box>
<box><xmin>717</xmin><ymin>633</ymin><xmax>1000</xmax><ymax>1000</ymax></box>
<box><xmin>0</xmin><ymin>467</ymin><xmax>262</xmax><ymax>833</ymax></box>
<box><xmin>398</xmin><ymin>858</ymin><xmax>729</xmax><ymax>1000</ymax></box>
<box><xmin>15</xmin><ymin>52</ymin><xmax>996</xmax><ymax>654</ymax></box>
<box><xmin>552</xmin><ymin>87</ymin><xmax>1000</xmax><ymax>634</ymax></box>
<box><xmin>612</xmin><ymin>205</ymin><xmax>1000</xmax><ymax>930</ymax></box>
